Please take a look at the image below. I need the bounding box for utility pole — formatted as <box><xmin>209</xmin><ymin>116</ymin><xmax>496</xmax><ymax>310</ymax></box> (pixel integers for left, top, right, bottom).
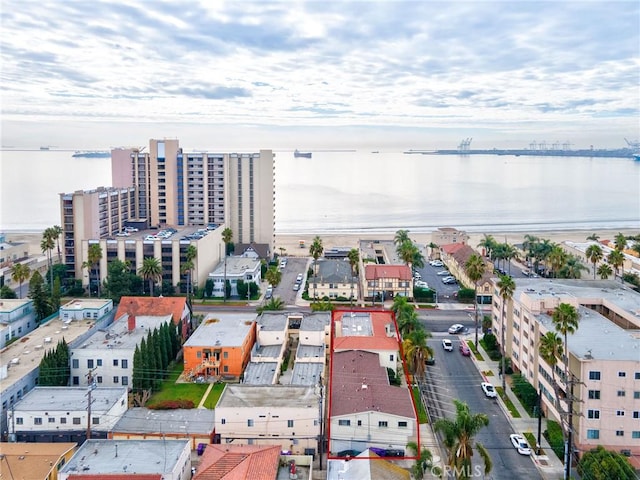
<box><xmin>563</xmin><ymin>373</ymin><xmax>581</xmax><ymax>480</ymax></box>
<box><xmin>536</xmin><ymin>386</ymin><xmax>542</xmax><ymax>456</ymax></box>
<box><xmin>317</xmin><ymin>376</ymin><xmax>324</xmax><ymax>471</ymax></box>
<box><xmin>86</xmin><ymin>369</ymin><xmax>96</xmax><ymax>440</ymax></box>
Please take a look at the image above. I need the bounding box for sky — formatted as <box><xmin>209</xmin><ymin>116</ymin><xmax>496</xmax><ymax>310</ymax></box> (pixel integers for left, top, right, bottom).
<box><xmin>1</xmin><ymin>0</ymin><xmax>639</xmax><ymax>151</ymax></box>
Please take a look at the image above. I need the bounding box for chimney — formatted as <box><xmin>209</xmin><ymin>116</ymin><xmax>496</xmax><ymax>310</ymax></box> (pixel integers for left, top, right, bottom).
<box><xmin>128</xmin><ymin>315</ymin><xmax>136</xmax><ymax>331</ymax></box>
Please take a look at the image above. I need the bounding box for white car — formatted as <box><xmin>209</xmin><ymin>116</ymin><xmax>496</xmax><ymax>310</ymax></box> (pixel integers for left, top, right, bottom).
<box><xmin>413</xmin><ymin>271</ymin><xmax>422</xmax><ymax>279</ymax></box>
<box><xmin>442</xmin><ymin>339</ymin><xmax>453</xmax><ymax>351</ymax></box>
<box><xmin>296</xmin><ymin>273</ymin><xmax>303</xmax><ymax>282</ymax></box>
<box><xmin>509</xmin><ymin>434</ymin><xmax>532</xmax><ymax>455</ymax></box>
<box><xmin>436</xmin><ymin>270</ymin><xmax>450</xmax><ymax>276</ymax></box>
<box><xmin>481</xmin><ymin>382</ymin><xmax>498</xmax><ymax>398</ymax></box>
<box><xmin>430</xmin><ymin>260</ymin><xmax>443</xmax><ymax>267</ymax></box>
<box><xmin>415</xmin><ymin>280</ymin><xmax>429</xmax><ymax>289</ymax></box>
<box><xmin>448</xmin><ymin>324</ymin><xmax>464</xmax><ymax>334</ymax></box>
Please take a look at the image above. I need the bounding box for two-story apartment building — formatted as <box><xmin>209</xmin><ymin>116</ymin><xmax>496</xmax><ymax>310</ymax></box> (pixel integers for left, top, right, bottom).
<box><xmin>492</xmin><ymin>278</ymin><xmax>640</xmax><ymax>466</ymax></box>
<box><xmin>440</xmin><ymin>243</ymin><xmax>493</xmax><ymax>304</ymax></box>
<box><xmin>312</xmin><ymin>259</ymin><xmax>356</xmax><ymax>301</ymax></box>
<box><xmin>208</xmin><ymin>256</ymin><xmax>262</xmax><ymax>298</ymax></box>
<box><xmin>364</xmin><ymin>264</ymin><xmax>413</xmax><ymax>302</ymax></box>
<box><xmin>8</xmin><ymin>386</ymin><xmax>128</xmax><ymax>443</ymax></box>
<box><xmin>0</xmin><ymin>298</ymin><xmax>36</xmax><ymax>348</ymax></box>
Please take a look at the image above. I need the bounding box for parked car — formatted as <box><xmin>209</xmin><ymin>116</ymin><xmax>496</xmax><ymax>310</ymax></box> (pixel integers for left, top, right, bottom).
<box><xmin>429</xmin><ymin>260</ymin><xmax>444</xmax><ymax>267</ymax></box>
<box><xmin>436</xmin><ymin>270</ymin><xmax>450</xmax><ymax>276</ymax></box>
<box><xmin>293</xmin><ymin>282</ymin><xmax>300</xmax><ymax>291</ymax></box>
<box><xmin>337</xmin><ymin>449</ymin><xmax>361</xmax><ymax>458</ymax></box>
<box><xmin>459</xmin><ymin>343</ymin><xmax>471</xmax><ymax>356</ymax></box>
<box><xmin>415</xmin><ymin>280</ymin><xmax>429</xmax><ymax>289</ymax></box>
<box><xmin>481</xmin><ymin>382</ymin><xmax>497</xmax><ymax>398</ymax></box>
<box><xmin>279</xmin><ymin>258</ymin><xmax>287</xmax><ymax>269</ymax></box>
<box><xmin>265</xmin><ymin>287</ymin><xmax>273</xmax><ymax>299</ymax></box>
<box><xmin>448</xmin><ymin>324</ymin><xmax>464</xmax><ymax>334</ymax></box>
<box><xmin>413</xmin><ymin>271</ymin><xmax>422</xmax><ymax>279</ymax></box>
<box><xmin>296</xmin><ymin>273</ymin><xmax>303</xmax><ymax>282</ymax></box>
<box><xmin>442</xmin><ymin>276</ymin><xmax>457</xmax><ymax>284</ymax></box>
<box><xmin>509</xmin><ymin>434</ymin><xmax>532</xmax><ymax>455</ymax></box>
<box><xmin>442</xmin><ymin>339</ymin><xmax>453</xmax><ymax>351</ymax></box>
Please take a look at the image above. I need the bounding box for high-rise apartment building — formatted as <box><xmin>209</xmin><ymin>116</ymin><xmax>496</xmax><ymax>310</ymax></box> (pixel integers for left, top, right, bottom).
<box><xmin>112</xmin><ymin>139</ymin><xmax>275</xmax><ymax>247</ymax></box>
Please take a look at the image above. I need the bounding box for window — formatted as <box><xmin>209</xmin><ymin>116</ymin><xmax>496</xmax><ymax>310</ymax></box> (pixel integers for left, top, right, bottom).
<box><xmin>398</xmin><ymin>421</ymin><xmax>408</xmax><ymax>428</ymax></box>
<box><xmin>121</xmin><ymin>359</ymin><xmax>128</xmax><ymax>369</ymax></box>
<box><xmin>121</xmin><ymin>376</ymin><xmax>128</xmax><ymax>386</ymax></box>
<box><xmin>618</xmin><ymin>371</ymin><xmax>626</xmax><ymax>377</ymax></box>
<box><xmin>113</xmin><ymin>376</ymin><xmax>119</xmax><ymax>383</ymax></box>
<box><xmin>72</xmin><ymin>376</ymin><xmax>79</xmax><ymax>385</ymax></box>
<box><xmin>617</xmin><ymin>390</ymin><xmax>625</xmax><ymax>397</ymax></box>
<box><xmin>632</xmin><ymin>431</ymin><xmax>640</xmax><ymax>439</ymax></box>
<box><xmin>247</xmin><ymin>419</ymin><xmax>254</xmax><ymax>427</ymax></box>
<box><xmin>588</xmin><ymin>390</ymin><xmax>601</xmax><ymax>400</ymax></box>
<box><xmin>588</xmin><ymin>371</ymin><xmax>601</xmax><ymax>380</ymax></box>
<box><xmin>48</xmin><ymin>417</ymin><xmax>55</xmax><ymax>423</ymax></box>
<box><xmin>287</xmin><ymin>420</ymin><xmax>294</xmax><ymax>428</ymax></box>
<box><xmin>223</xmin><ymin>351</ymin><xmax>229</xmax><ymax>359</ymax></box>
<box><xmin>72</xmin><ymin>359</ymin><xmax>79</xmax><ymax>369</ymax></box>
<box><xmin>223</xmin><ymin>366</ymin><xmax>228</xmax><ymax>373</ymax></box>
<box><xmin>34</xmin><ymin>418</ymin><xmax>42</xmax><ymax>425</ymax></box>
<box><xmin>96</xmin><ymin>376</ymin><xmax>103</xmax><ymax>384</ymax></box>
<box><xmin>338</xmin><ymin>420</ymin><xmax>350</xmax><ymax>426</ymax></box>
<box><xmin>73</xmin><ymin>418</ymin><xmax>81</xmax><ymax>425</ymax></box>
<box><xmin>60</xmin><ymin>418</ymin><xmax>66</xmax><ymax>424</ymax></box>
<box><xmin>113</xmin><ymin>359</ymin><xmax>119</xmax><ymax>366</ymax></box>
<box><xmin>587</xmin><ymin>410</ymin><xmax>600</xmax><ymax>419</ymax></box>
<box><xmin>616</xmin><ymin>430</ymin><xmax>624</xmax><ymax>437</ymax></box>
<box><xmin>586</xmin><ymin>429</ymin><xmax>600</xmax><ymax>439</ymax></box>
<box><xmin>635</xmin><ymin>372</ymin><xmax>640</xmax><ymax>380</ymax></box>
<box><xmin>378</xmin><ymin>421</ymin><xmax>388</xmax><ymax>428</ymax></box>
<box><xmin>357</xmin><ymin>420</ymin><xmax>362</xmax><ymax>426</ymax></box>
<box><xmin>16</xmin><ymin>418</ymin><xmax>23</xmax><ymax>425</ymax></box>
<box><xmin>87</xmin><ymin>359</ymin><xmax>94</xmax><ymax>368</ymax></box>
<box><xmin>97</xmin><ymin>359</ymin><xmax>102</xmax><ymax>366</ymax></box>
<box><xmin>634</xmin><ymin>411</ymin><xmax>640</xmax><ymax>419</ymax></box>
<box><xmin>390</xmin><ymin>354</ymin><xmax>394</xmax><ymax>362</ymax></box>
<box><xmin>616</xmin><ymin>410</ymin><xmax>625</xmax><ymax>416</ymax></box>
<box><xmin>221</xmin><ymin>419</ymin><xmax>226</xmax><ymax>425</ymax></box>
<box><xmin>92</xmin><ymin>417</ymin><xmax>99</xmax><ymax>425</ymax></box>
<box><xmin>634</xmin><ymin>391</ymin><xmax>640</xmax><ymax>399</ymax></box>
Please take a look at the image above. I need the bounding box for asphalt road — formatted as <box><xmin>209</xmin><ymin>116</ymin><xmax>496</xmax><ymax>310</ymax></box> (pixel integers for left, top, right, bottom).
<box><xmin>424</xmin><ymin>336</ymin><xmax>541</xmax><ymax>479</ymax></box>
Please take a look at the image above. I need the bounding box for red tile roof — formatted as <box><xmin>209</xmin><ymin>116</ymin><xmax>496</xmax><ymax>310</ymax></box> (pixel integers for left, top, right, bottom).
<box><xmin>441</xmin><ymin>243</ymin><xmax>467</xmax><ymax>254</ymax></box>
<box><xmin>364</xmin><ymin>264</ymin><xmax>412</xmax><ymax>281</ymax></box>
<box><xmin>114</xmin><ymin>296</ymin><xmax>188</xmax><ymax>325</ymax></box>
<box><xmin>330</xmin><ymin>350</ymin><xmax>415</xmax><ymax>418</ymax></box>
<box><xmin>69</xmin><ymin>476</ymin><xmax>160</xmax><ymax>480</ymax></box>
<box><xmin>195</xmin><ymin>445</ymin><xmax>280</xmax><ymax>480</ymax></box>
<box><xmin>332</xmin><ymin>311</ymin><xmax>400</xmax><ymax>352</ymax></box>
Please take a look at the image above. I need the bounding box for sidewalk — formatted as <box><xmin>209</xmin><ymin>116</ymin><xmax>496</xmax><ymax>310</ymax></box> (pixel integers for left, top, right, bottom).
<box><xmin>469</xmin><ymin>334</ymin><xmax>565</xmax><ymax>480</ymax></box>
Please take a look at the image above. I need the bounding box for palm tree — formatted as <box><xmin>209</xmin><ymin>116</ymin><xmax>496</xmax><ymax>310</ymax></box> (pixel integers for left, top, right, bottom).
<box><xmin>11</xmin><ymin>263</ymin><xmax>31</xmax><ymax>299</ymax></box>
<box><xmin>552</xmin><ymin>303</ymin><xmax>580</xmax><ymax>386</ymax></box>
<box><xmin>465</xmin><ymin>253</ymin><xmax>487</xmax><ymax>350</ymax></box>
<box><xmin>51</xmin><ymin>225</ymin><xmax>63</xmax><ymax>264</ymax></box>
<box><xmin>82</xmin><ymin>243</ymin><xmax>103</xmax><ymax>297</ymax></box>
<box><xmin>41</xmin><ymin>228</ymin><xmax>55</xmax><ymax>294</ymax></box>
<box><xmin>585</xmin><ymin>244</ymin><xmax>603</xmax><ymax>279</ymax></box>
<box><xmin>394</xmin><ymin>229</ymin><xmax>410</xmax><ymax>247</ymax></box>
<box><xmin>406</xmin><ymin>441</ymin><xmax>433</xmax><ymax>480</ymax></box>
<box><xmin>402</xmin><ymin>329</ymin><xmax>433</xmax><ymax>380</ymax></box>
<box><xmin>477</xmin><ymin>234</ymin><xmax>497</xmax><ymax>259</ymax></box>
<box><xmin>586</xmin><ymin>233</ymin><xmax>600</xmax><ymax>242</ymax></box>
<box><xmin>309</xmin><ymin>236</ymin><xmax>323</xmax><ymax>301</ymax></box>
<box><xmin>539</xmin><ymin>331</ymin><xmax>564</xmax><ymax>412</ymax></box>
<box><xmin>497</xmin><ymin>274</ymin><xmax>515</xmax><ymax>389</ymax></box>
<box><xmin>347</xmin><ymin>248</ymin><xmax>360</xmax><ymax>305</ymax></box>
<box><xmin>392</xmin><ymin>296</ymin><xmax>420</xmax><ymax>336</ymax></box>
<box><xmin>547</xmin><ymin>244</ymin><xmax>567</xmax><ymax>278</ymax></box>
<box><xmin>138</xmin><ymin>257</ymin><xmax>162</xmax><ymax>297</ymax></box>
<box><xmin>397</xmin><ymin>239</ymin><xmax>419</xmax><ymax>296</ymax></box>
<box><xmin>607</xmin><ymin>249</ymin><xmax>624</xmax><ymax>282</ymax></box>
<box><xmin>597</xmin><ymin>263</ymin><xmax>613</xmax><ymax>279</ymax></box>
<box><xmin>501</xmin><ymin>242</ymin><xmax>517</xmax><ymax>275</ymax></box>
<box><xmin>180</xmin><ymin>259</ymin><xmax>194</xmax><ymax>299</ymax></box>
<box><xmin>434</xmin><ymin>400</ymin><xmax>492</xmax><ymax>479</ymax></box>
<box><xmin>558</xmin><ymin>255</ymin><xmax>588</xmax><ymax>279</ymax></box>
<box><xmin>264</xmin><ymin>266</ymin><xmax>282</xmax><ymax>288</ymax></box>
<box><xmin>221</xmin><ymin>228</ymin><xmax>233</xmax><ymax>302</ymax></box>
<box><xmin>614</xmin><ymin>232</ymin><xmax>627</xmax><ymax>252</ymax></box>
<box><xmin>185</xmin><ymin>244</ymin><xmax>197</xmax><ymax>295</ymax></box>
<box><xmin>256</xmin><ymin>297</ymin><xmax>285</xmax><ymax>313</ymax></box>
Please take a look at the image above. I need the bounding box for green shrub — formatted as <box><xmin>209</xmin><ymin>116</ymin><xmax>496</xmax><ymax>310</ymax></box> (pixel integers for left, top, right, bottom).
<box><xmin>483</xmin><ymin>333</ymin><xmax>498</xmax><ymax>351</ymax></box>
<box><xmin>148</xmin><ymin>399</ymin><xmax>195</xmax><ymax>410</ymax></box>
<box><xmin>511</xmin><ymin>374</ymin><xmax>539</xmax><ymax>415</ymax></box>
<box><xmin>544</xmin><ymin>420</ymin><xmax>565</xmax><ymax>460</ymax></box>
<box><xmin>456</xmin><ymin>288</ymin><xmax>475</xmax><ymax>301</ymax></box>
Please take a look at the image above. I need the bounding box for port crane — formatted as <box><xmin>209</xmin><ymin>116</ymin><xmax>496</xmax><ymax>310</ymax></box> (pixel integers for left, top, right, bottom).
<box><xmin>457</xmin><ymin>138</ymin><xmax>472</xmax><ymax>152</ymax></box>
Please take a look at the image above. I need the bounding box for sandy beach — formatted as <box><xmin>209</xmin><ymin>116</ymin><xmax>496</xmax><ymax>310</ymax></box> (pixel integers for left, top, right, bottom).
<box><xmin>274</xmin><ymin>228</ymin><xmax>639</xmax><ymax>257</ymax></box>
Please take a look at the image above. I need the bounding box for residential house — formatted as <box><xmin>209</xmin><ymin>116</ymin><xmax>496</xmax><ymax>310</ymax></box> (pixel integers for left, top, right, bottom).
<box><xmin>364</xmin><ymin>265</ymin><xmax>413</xmax><ymax>301</ymax></box>
<box><xmin>57</xmin><ymin>439</ymin><xmax>191</xmax><ymax>480</ymax></box>
<box><xmin>0</xmin><ymin>442</ymin><xmax>77</xmax><ymax>480</ymax></box>
<box><xmin>327</xmin><ymin>449</ymin><xmax>411</xmax><ymax>480</ymax></box>
<box><xmin>328</xmin><ymin>350</ymin><xmax>417</xmax><ymax>455</ymax></box>
<box><xmin>440</xmin><ymin>243</ymin><xmax>493</xmax><ymax>304</ymax></box>
<box><xmin>69</xmin><ymin>313</ymin><xmax>171</xmax><ymax>388</ymax></box>
<box><xmin>183</xmin><ymin>313</ymin><xmax>256</xmax><ymax>381</ymax></box>
<box><xmin>291</xmin><ymin>313</ymin><xmax>330</xmax><ymax>386</ymax></box>
<box><xmin>492</xmin><ymin>278</ymin><xmax>640</xmax><ymax>468</ymax></box>
<box><xmin>114</xmin><ymin>295</ymin><xmax>191</xmax><ymax>340</ymax></box>
<box><xmin>0</xmin><ymin>298</ymin><xmax>36</xmax><ymax>349</ymax></box>
<box><xmin>243</xmin><ymin>312</ymin><xmax>288</xmax><ymax>385</ymax></box>
<box><xmin>312</xmin><ymin>259</ymin><xmax>356</xmax><ymax>301</ymax></box>
<box><xmin>110</xmin><ymin>407</ymin><xmax>215</xmax><ymax>449</ymax></box>
<box><xmin>8</xmin><ymin>386</ymin><xmax>128</xmax><ymax>443</ymax></box>
<box><xmin>59</xmin><ymin>298</ymin><xmax>114</xmax><ymax>322</ymax></box>
<box><xmin>431</xmin><ymin>227</ymin><xmax>469</xmax><ymax>247</ymax></box>
<box><xmin>194</xmin><ymin>444</ymin><xmax>281</xmax><ymax>480</ymax></box>
<box><xmin>215</xmin><ymin>384</ymin><xmax>321</xmax><ymax>455</ymax></box>
<box><xmin>208</xmin><ymin>256</ymin><xmax>262</xmax><ymax>298</ymax></box>
<box><xmin>235</xmin><ymin>242</ymin><xmax>272</xmax><ymax>261</ymax></box>
<box><xmin>332</xmin><ymin>311</ymin><xmax>400</xmax><ymax>371</ymax></box>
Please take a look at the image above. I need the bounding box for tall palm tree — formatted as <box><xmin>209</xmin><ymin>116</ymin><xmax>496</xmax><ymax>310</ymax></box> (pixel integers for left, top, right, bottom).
<box><xmin>406</xmin><ymin>441</ymin><xmax>433</xmax><ymax>480</ymax></box>
<box><xmin>434</xmin><ymin>400</ymin><xmax>492</xmax><ymax>479</ymax></box>
<box><xmin>465</xmin><ymin>253</ymin><xmax>487</xmax><ymax>350</ymax></box>
<box><xmin>82</xmin><ymin>243</ymin><xmax>103</xmax><ymax>297</ymax></box>
<box><xmin>597</xmin><ymin>263</ymin><xmax>613</xmax><ymax>279</ymax></box>
<box><xmin>614</xmin><ymin>232</ymin><xmax>627</xmax><ymax>252</ymax></box>
<box><xmin>309</xmin><ymin>236</ymin><xmax>323</xmax><ymax>301</ymax></box>
<box><xmin>347</xmin><ymin>248</ymin><xmax>360</xmax><ymax>305</ymax></box>
<box><xmin>264</xmin><ymin>266</ymin><xmax>282</xmax><ymax>288</ymax></box>
<box><xmin>180</xmin><ymin>259</ymin><xmax>194</xmax><ymax>299</ymax></box>
<box><xmin>547</xmin><ymin>244</ymin><xmax>567</xmax><ymax>278</ymax></box>
<box><xmin>477</xmin><ymin>234</ymin><xmax>497</xmax><ymax>259</ymax></box>
<box><xmin>397</xmin><ymin>239</ymin><xmax>419</xmax><ymax>296</ymax></box>
<box><xmin>497</xmin><ymin>274</ymin><xmax>515</xmax><ymax>389</ymax></box>
<box><xmin>138</xmin><ymin>257</ymin><xmax>162</xmax><ymax>297</ymax></box>
<box><xmin>394</xmin><ymin>229</ymin><xmax>410</xmax><ymax>247</ymax></box>
<box><xmin>558</xmin><ymin>255</ymin><xmax>588</xmax><ymax>279</ymax></box>
<box><xmin>552</xmin><ymin>303</ymin><xmax>580</xmax><ymax>386</ymax></box>
<box><xmin>392</xmin><ymin>296</ymin><xmax>420</xmax><ymax>336</ymax></box>
<box><xmin>585</xmin><ymin>244</ymin><xmax>603</xmax><ymax>279</ymax></box>
<box><xmin>538</xmin><ymin>331</ymin><xmax>564</xmax><ymax>412</ymax></box>
<box><xmin>402</xmin><ymin>328</ymin><xmax>433</xmax><ymax>380</ymax></box>
<box><xmin>51</xmin><ymin>225</ymin><xmax>63</xmax><ymax>264</ymax></box>
<box><xmin>586</xmin><ymin>233</ymin><xmax>600</xmax><ymax>242</ymax></box>
<box><xmin>607</xmin><ymin>249</ymin><xmax>624</xmax><ymax>282</ymax></box>
<box><xmin>501</xmin><ymin>242</ymin><xmax>517</xmax><ymax>275</ymax></box>
<box><xmin>41</xmin><ymin>228</ymin><xmax>56</xmax><ymax>294</ymax></box>
<box><xmin>221</xmin><ymin>228</ymin><xmax>233</xmax><ymax>302</ymax></box>
<box><xmin>184</xmin><ymin>244</ymin><xmax>197</xmax><ymax>298</ymax></box>
<box><xmin>11</xmin><ymin>263</ymin><xmax>31</xmax><ymax>299</ymax></box>
<box><xmin>256</xmin><ymin>297</ymin><xmax>285</xmax><ymax>314</ymax></box>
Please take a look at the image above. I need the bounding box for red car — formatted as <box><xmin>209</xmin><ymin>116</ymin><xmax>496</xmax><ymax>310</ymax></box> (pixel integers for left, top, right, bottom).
<box><xmin>460</xmin><ymin>343</ymin><xmax>471</xmax><ymax>356</ymax></box>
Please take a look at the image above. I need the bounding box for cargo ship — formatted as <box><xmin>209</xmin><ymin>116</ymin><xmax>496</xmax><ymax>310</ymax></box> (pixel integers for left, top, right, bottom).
<box><xmin>294</xmin><ymin>149</ymin><xmax>312</xmax><ymax>158</ymax></box>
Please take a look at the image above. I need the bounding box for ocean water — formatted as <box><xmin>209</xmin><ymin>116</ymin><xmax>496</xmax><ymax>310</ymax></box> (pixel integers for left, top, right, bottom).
<box><xmin>1</xmin><ymin>149</ymin><xmax>638</xmax><ymax>234</ymax></box>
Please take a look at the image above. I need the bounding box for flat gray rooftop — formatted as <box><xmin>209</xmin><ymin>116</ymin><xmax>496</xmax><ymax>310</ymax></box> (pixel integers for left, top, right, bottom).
<box><xmin>255</xmin><ymin>344</ymin><xmax>282</xmax><ymax>357</ymax></box>
<box><xmin>340</xmin><ymin>312</ymin><xmax>373</xmax><ymax>336</ymax></box>
<box><xmin>14</xmin><ymin>387</ymin><xmax>126</xmax><ymax>412</ymax></box>
<box><xmin>210</xmin><ymin>256</ymin><xmax>261</xmax><ymax>276</ymax></box>
<box><xmin>77</xmin><ymin>314</ymin><xmax>170</xmax><ymax>350</ymax></box>
<box><xmin>291</xmin><ymin>363</ymin><xmax>324</xmax><ymax>386</ymax></box>
<box><xmin>257</xmin><ymin>312</ymin><xmax>288</xmax><ymax>331</ymax></box>
<box><xmin>300</xmin><ymin>312</ymin><xmax>330</xmax><ymax>331</ymax></box>
<box><xmin>217</xmin><ymin>385</ymin><xmax>318</xmax><ymax>409</ymax></box>
<box><xmin>0</xmin><ymin>298</ymin><xmax>32</xmax><ymax>315</ymax></box>
<box><xmin>59</xmin><ymin>439</ymin><xmax>189</xmax><ymax>474</ymax></box>
<box><xmin>185</xmin><ymin>313</ymin><xmax>255</xmax><ymax>347</ymax></box>
<box><xmin>296</xmin><ymin>345</ymin><xmax>324</xmax><ymax>361</ymax></box>
<box><xmin>243</xmin><ymin>362</ymin><xmax>278</xmax><ymax>385</ymax></box>
<box><xmin>1</xmin><ymin>318</ymin><xmax>95</xmax><ymax>392</ymax></box>
<box><xmin>113</xmin><ymin>407</ymin><xmax>215</xmax><ymax>434</ymax></box>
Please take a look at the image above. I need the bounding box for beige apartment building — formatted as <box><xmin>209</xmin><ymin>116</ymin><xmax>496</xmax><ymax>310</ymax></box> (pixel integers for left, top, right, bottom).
<box><xmin>492</xmin><ymin>278</ymin><xmax>640</xmax><ymax>464</ymax></box>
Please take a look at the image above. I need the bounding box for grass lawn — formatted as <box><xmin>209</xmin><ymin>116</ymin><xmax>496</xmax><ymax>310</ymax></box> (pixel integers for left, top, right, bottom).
<box><xmin>495</xmin><ymin>386</ymin><xmax>521</xmax><ymax>418</ymax></box>
<box><xmin>202</xmin><ymin>383</ymin><xmax>226</xmax><ymax>409</ymax></box>
<box><xmin>412</xmin><ymin>386</ymin><xmax>428</xmax><ymax>424</ymax></box>
<box><xmin>466</xmin><ymin>340</ymin><xmax>484</xmax><ymax>361</ymax></box>
<box><xmin>147</xmin><ymin>363</ymin><xmax>210</xmax><ymax>407</ymax></box>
